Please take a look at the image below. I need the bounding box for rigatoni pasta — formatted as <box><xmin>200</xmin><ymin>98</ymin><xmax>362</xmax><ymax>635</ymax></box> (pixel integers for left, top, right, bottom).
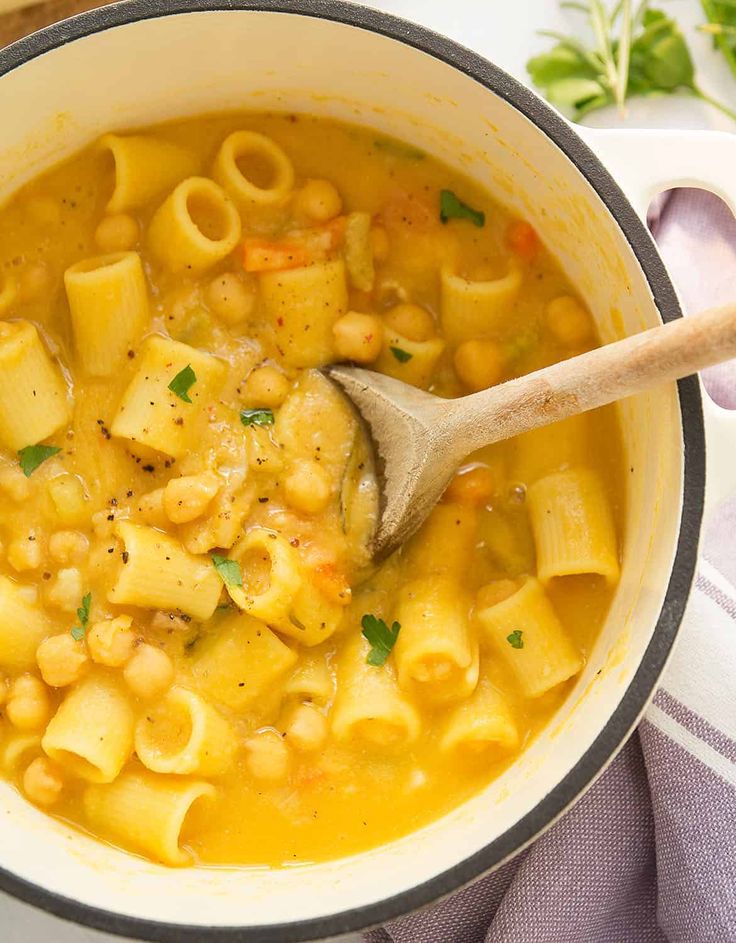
<box><xmin>0</xmin><ymin>112</ymin><xmax>622</xmax><ymax>869</ymax></box>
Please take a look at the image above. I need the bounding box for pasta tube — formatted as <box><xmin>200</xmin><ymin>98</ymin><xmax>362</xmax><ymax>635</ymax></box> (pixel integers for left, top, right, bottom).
<box><xmin>0</xmin><ymin>321</ymin><xmax>71</xmax><ymax>450</ymax></box>
<box><xmin>109</xmin><ymin>522</ymin><xmax>222</xmax><ymax>621</ymax></box>
<box><xmin>111</xmin><ymin>334</ymin><xmax>225</xmax><ymax>458</ymax></box>
<box><xmin>404</xmin><ymin>503</ymin><xmax>478</xmax><ymax>581</ymax></box>
<box><xmin>440</xmin><ymin>261</ymin><xmax>522</xmax><ymax>345</ymax></box>
<box><xmin>99</xmin><ymin>133</ymin><xmax>200</xmax><ymax>213</ymax></box>
<box><xmin>527</xmin><ymin>467</ymin><xmax>619</xmax><ymax>584</ymax></box>
<box><xmin>374</xmin><ymin>325</ymin><xmax>445</xmax><ymax>390</ymax></box>
<box><xmin>212</xmin><ymin>130</ymin><xmax>295</xmax><ymax>207</ymax></box>
<box><xmin>0</xmin><ymin>576</ymin><xmax>52</xmax><ymax>670</ymax></box>
<box><xmin>84</xmin><ymin>770</ymin><xmax>215</xmax><ymax>865</ymax></box>
<box><xmin>394</xmin><ymin>577</ymin><xmax>478</xmax><ymax>704</ymax></box>
<box><xmin>148</xmin><ymin>177</ymin><xmax>241</xmax><ymax>272</ymax></box>
<box><xmin>42</xmin><ymin>673</ymin><xmax>135</xmax><ymax>782</ymax></box>
<box><xmin>440</xmin><ymin>679</ymin><xmax>519</xmax><ymax>756</ymax></box>
<box><xmin>476</xmin><ymin>576</ymin><xmax>583</xmax><ymax>698</ymax></box>
<box><xmin>134</xmin><ymin>686</ymin><xmax>235</xmax><ymax>776</ymax></box>
<box><xmin>64</xmin><ymin>251</ymin><xmax>149</xmax><ymax>376</ymax></box>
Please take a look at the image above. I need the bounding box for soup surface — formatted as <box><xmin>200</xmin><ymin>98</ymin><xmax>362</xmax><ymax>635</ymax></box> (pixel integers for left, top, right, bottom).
<box><xmin>0</xmin><ymin>113</ymin><xmax>623</xmax><ymax>867</ymax></box>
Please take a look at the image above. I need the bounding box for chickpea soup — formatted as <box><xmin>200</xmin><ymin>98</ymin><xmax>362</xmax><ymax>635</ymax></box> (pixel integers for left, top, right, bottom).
<box><xmin>0</xmin><ymin>113</ymin><xmax>623</xmax><ymax>867</ymax></box>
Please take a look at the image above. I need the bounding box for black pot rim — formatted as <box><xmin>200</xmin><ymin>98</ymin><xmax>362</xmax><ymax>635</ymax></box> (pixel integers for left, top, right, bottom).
<box><xmin>0</xmin><ymin>2</ymin><xmax>704</xmax><ymax>941</ymax></box>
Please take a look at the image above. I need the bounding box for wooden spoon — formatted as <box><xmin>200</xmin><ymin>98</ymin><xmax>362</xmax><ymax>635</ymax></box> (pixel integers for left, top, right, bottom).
<box><xmin>327</xmin><ymin>304</ymin><xmax>736</xmax><ymax>560</ymax></box>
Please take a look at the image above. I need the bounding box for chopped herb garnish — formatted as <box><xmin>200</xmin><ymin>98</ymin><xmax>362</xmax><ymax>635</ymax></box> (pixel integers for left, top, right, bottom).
<box><xmin>168</xmin><ymin>365</ymin><xmax>196</xmax><ymax>403</ymax></box>
<box><xmin>212</xmin><ymin>554</ymin><xmax>243</xmax><ymax>588</ymax></box>
<box><xmin>361</xmin><ymin>613</ymin><xmax>401</xmax><ymax>666</ymax></box>
<box><xmin>506</xmin><ymin>629</ymin><xmax>524</xmax><ymax>649</ymax></box>
<box><xmin>18</xmin><ymin>444</ymin><xmax>61</xmax><ymax>478</ymax></box>
<box><xmin>390</xmin><ymin>346</ymin><xmax>413</xmax><ymax>363</ymax></box>
<box><xmin>240</xmin><ymin>408</ymin><xmax>275</xmax><ymax>427</ymax></box>
<box><xmin>71</xmin><ymin>591</ymin><xmax>92</xmax><ymax>640</ymax></box>
<box><xmin>439</xmin><ymin>189</ymin><xmax>485</xmax><ymax>227</ymax></box>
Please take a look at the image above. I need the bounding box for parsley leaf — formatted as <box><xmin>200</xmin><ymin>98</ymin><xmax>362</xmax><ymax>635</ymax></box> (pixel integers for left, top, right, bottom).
<box><xmin>506</xmin><ymin>629</ymin><xmax>524</xmax><ymax>649</ymax></box>
<box><xmin>212</xmin><ymin>554</ymin><xmax>243</xmax><ymax>588</ymax></box>
<box><xmin>361</xmin><ymin>613</ymin><xmax>401</xmax><ymax>666</ymax></box>
<box><xmin>439</xmin><ymin>189</ymin><xmax>485</xmax><ymax>227</ymax></box>
<box><xmin>71</xmin><ymin>591</ymin><xmax>92</xmax><ymax>640</ymax></box>
<box><xmin>168</xmin><ymin>365</ymin><xmax>197</xmax><ymax>403</ymax></box>
<box><xmin>18</xmin><ymin>444</ymin><xmax>61</xmax><ymax>478</ymax></box>
<box><xmin>240</xmin><ymin>408</ymin><xmax>275</xmax><ymax>427</ymax></box>
<box><xmin>527</xmin><ymin>2</ymin><xmax>736</xmax><ymax>123</ymax></box>
<box><xmin>389</xmin><ymin>346</ymin><xmax>413</xmax><ymax>363</ymax></box>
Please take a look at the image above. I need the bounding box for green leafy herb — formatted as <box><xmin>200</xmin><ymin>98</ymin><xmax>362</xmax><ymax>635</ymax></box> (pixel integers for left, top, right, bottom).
<box><xmin>506</xmin><ymin>629</ymin><xmax>524</xmax><ymax>650</ymax></box>
<box><xmin>18</xmin><ymin>444</ymin><xmax>61</xmax><ymax>478</ymax></box>
<box><xmin>373</xmin><ymin>137</ymin><xmax>426</xmax><ymax>160</ymax></box>
<box><xmin>212</xmin><ymin>554</ymin><xmax>243</xmax><ymax>588</ymax></box>
<box><xmin>240</xmin><ymin>408</ymin><xmax>275</xmax><ymax>427</ymax></box>
<box><xmin>700</xmin><ymin>0</ymin><xmax>736</xmax><ymax>80</ymax></box>
<box><xmin>389</xmin><ymin>346</ymin><xmax>413</xmax><ymax>363</ymax></box>
<box><xmin>71</xmin><ymin>592</ymin><xmax>92</xmax><ymax>641</ymax></box>
<box><xmin>361</xmin><ymin>614</ymin><xmax>401</xmax><ymax>666</ymax></box>
<box><xmin>439</xmin><ymin>189</ymin><xmax>485</xmax><ymax>227</ymax></box>
<box><xmin>527</xmin><ymin>2</ymin><xmax>736</xmax><ymax>123</ymax></box>
<box><xmin>168</xmin><ymin>364</ymin><xmax>197</xmax><ymax>403</ymax></box>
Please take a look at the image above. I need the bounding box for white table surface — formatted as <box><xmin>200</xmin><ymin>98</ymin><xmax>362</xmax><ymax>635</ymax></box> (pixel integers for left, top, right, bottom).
<box><xmin>2</xmin><ymin>0</ymin><xmax>734</xmax><ymax>940</ymax></box>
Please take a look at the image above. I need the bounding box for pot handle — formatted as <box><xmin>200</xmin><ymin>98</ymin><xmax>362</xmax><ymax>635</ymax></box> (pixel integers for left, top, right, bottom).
<box><xmin>579</xmin><ymin>127</ymin><xmax>736</xmax><ymax>520</ymax></box>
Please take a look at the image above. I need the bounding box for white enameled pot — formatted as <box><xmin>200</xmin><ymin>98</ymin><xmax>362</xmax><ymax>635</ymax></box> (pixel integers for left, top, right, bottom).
<box><xmin>1</xmin><ymin>3</ymin><xmax>735</xmax><ymax>941</ymax></box>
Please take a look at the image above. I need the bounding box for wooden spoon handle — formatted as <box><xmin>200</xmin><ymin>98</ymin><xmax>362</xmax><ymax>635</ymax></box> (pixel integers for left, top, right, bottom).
<box><xmin>447</xmin><ymin>304</ymin><xmax>736</xmax><ymax>453</ymax></box>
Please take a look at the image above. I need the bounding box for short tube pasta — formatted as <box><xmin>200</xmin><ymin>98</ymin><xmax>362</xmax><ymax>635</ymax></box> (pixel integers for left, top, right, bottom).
<box><xmin>440</xmin><ymin>261</ymin><xmax>522</xmax><ymax>345</ymax></box>
<box><xmin>212</xmin><ymin>130</ymin><xmax>295</xmax><ymax>207</ymax></box>
<box><xmin>0</xmin><ymin>321</ymin><xmax>71</xmax><ymax>450</ymax></box>
<box><xmin>440</xmin><ymin>679</ymin><xmax>519</xmax><ymax>756</ymax></box>
<box><xmin>134</xmin><ymin>686</ymin><xmax>235</xmax><ymax>776</ymax></box>
<box><xmin>283</xmin><ymin>653</ymin><xmax>334</xmax><ymax>705</ymax></box>
<box><xmin>260</xmin><ymin>259</ymin><xmax>348</xmax><ymax>367</ymax></box>
<box><xmin>0</xmin><ymin>576</ymin><xmax>52</xmax><ymax>670</ymax></box>
<box><xmin>374</xmin><ymin>325</ymin><xmax>445</xmax><ymax>390</ymax></box>
<box><xmin>148</xmin><ymin>177</ymin><xmax>242</xmax><ymax>272</ymax></box>
<box><xmin>109</xmin><ymin>521</ymin><xmax>222</xmax><ymax>621</ymax></box>
<box><xmin>111</xmin><ymin>334</ymin><xmax>225</xmax><ymax>457</ymax></box>
<box><xmin>42</xmin><ymin>673</ymin><xmax>135</xmax><ymax>782</ymax></box>
<box><xmin>331</xmin><ymin>634</ymin><xmax>421</xmax><ymax>748</ymax></box>
<box><xmin>99</xmin><ymin>133</ymin><xmax>200</xmax><ymax>213</ymax></box>
<box><xmin>64</xmin><ymin>252</ymin><xmax>148</xmax><ymax>376</ymax></box>
<box><xmin>83</xmin><ymin>770</ymin><xmax>215</xmax><ymax>866</ymax></box>
<box><xmin>227</xmin><ymin>528</ymin><xmax>342</xmax><ymax>646</ymax></box>
<box><xmin>476</xmin><ymin>576</ymin><xmax>583</xmax><ymax>698</ymax></box>
<box><xmin>190</xmin><ymin>612</ymin><xmax>297</xmax><ymax>711</ymax></box>
<box><xmin>512</xmin><ymin>413</ymin><xmax>591</xmax><ymax>483</ymax></box>
<box><xmin>394</xmin><ymin>577</ymin><xmax>478</xmax><ymax>704</ymax></box>
<box><xmin>405</xmin><ymin>503</ymin><xmax>478</xmax><ymax>580</ymax></box>
<box><xmin>527</xmin><ymin>467</ymin><xmax>620</xmax><ymax>584</ymax></box>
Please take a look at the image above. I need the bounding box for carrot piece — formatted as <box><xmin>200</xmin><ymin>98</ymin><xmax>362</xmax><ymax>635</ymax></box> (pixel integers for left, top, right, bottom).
<box><xmin>506</xmin><ymin>220</ymin><xmax>539</xmax><ymax>261</ymax></box>
<box><xmin>242</xmin><ymin>216</ymin><xmax>347</xmax><ymax>273</ymax></box>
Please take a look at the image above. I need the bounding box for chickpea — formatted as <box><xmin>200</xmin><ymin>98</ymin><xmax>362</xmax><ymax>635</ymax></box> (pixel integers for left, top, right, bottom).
<box><xmin>45</xmin><ymin>567</ymin><xmax>84</xmax><ymax>613</ymax></box>
<box><xmin>476</xmin><ymin>579</ymin><xmax>520</xmax><ymax>610</ymax></box>
<box><xmin>383</xmin><ymin>303</ymin><xmax>435</xmax><ymax>342</ymax></box>
<box><xmin>47</xmin><ymin>474</ymin><xmax>88</xmax><ymax>526</ymax></box>
<box><xmin>206</xmin><ymin>272</ymin><xmax>257</xmax><ymax>325</ymax></box>
<box><xmin>163</xmin><ymin>471</ymin><xmax>221</xmax><ymax>524</ymax></box>
<box><xmin>443</xmin><ymin>466</ymin><xmax>495</xmax><ymax>506</ymax></box>
<box><xmin>7</xmin><ymin>532</ymin><xmax>42</xmax><ymax>572</ymax></box>
<box><xmin>6</xmin><ymin>675</ymin><xmax>51</xmax><ymax>731</ymax></box>
<box><xmin>37</xmin><ymin>633</ymin><xmax>88</xmax><ymax>687</ymax></box>
<box><xmin>292</xmin><ymin>179</ymin><xmax>342</xmax><ymax>225</ymax></box>
<box><xmin>87</xmin><ymin>615</ymin><xmax>137</xmax><ymax>667</ymax></box>
<box><xmin>18</xmin><ymin>262</ymin><xmax>51</xmax><ymax>303</ymax></box>
<box><xmin>332</xmin><ymin>311</ymin><xmax>383</xmax><ymax>363</ymax></box>
<box><xmin>124</xmin><ymin>643</ymin><xmax>174</xmax><ymax>698</ymax></box>
<box><xmin>454</xmin><ymin>339</ymin><xmax>505</xmax><ymax>392</ymax></box>
<box><xmin>134</xmin><ymin>488</ymin><xmax>167</xmax><ymax>528</ymax></box>
<box><xmin>94</xmin><ymin>213</ymin><xmax>139</xmax><ymax>252</ymax></box>
<box><xmin>242</xmin><ymin>365</ymin><xmax>291</xmax><ymax>409</ymax></box>
<box><xmin>0</xmin><ymin>466</ymin><xmax>31</xmax><ymax>502</ymax></box>
<box><xmin>244</xmin><ymin>730</ymin><xmax>290</xmax><ymax>782</ymax></box>
<box><xmin>370</xmin><ymin>226</ymin><xmax>390</xmax><ymax>264</ymax></box>
<box><xmin>48</xmin><ymin>530</ymin><xmax>89</xmax><ymax>565</ymax></box>
<box><xmin>546</xmin><ymin>295</ymin><xmax>593</xmax><ymax>347</ymax></box>
<box><xmin>283</xmin><ymin>460</ymin><xmax>332</xmax><ymax>515</ymax></box>
<box><xmin>23</xmin><ymin>757</ymin><xmax>63</xmax><ymax>806</ymax></box>
<box><xmin>283</xmin><ymin>703</ymin><xmax>328</xmax><ymax>752</ymax></box>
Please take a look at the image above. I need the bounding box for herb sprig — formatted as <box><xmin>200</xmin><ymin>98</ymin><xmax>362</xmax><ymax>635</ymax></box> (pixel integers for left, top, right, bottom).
<box><xmin>71</xmin><ymin>592</ymin><xmax>92</xmax><ymax>641</ymax></box>
<box><xmin>168</xmin><ymin>365</ymin><xmax>197</xmax><ymax>403</ymax></box>
<box><xmin>361</xmin><ymin>614</ymin><xmax>401</xmax><ymax>666</ymax></box>
<box><xmin>18</xmin><ymin>444</ymin><xmax>61</xmax><ymax>478</ymax></box>
<box><xmin>212</xmin><ymin>554</ymin><xmax>243</xmax><ymax>588</ymax></box>
<box><xmin>527</xmin><ymin>1</ymin><xmax>736</xmax><ymax>123</ymax></box>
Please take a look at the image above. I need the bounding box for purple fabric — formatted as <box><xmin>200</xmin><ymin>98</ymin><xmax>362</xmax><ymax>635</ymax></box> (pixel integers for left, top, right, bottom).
<box><xmin>366</xmin><ymin>190</ymin><xmax>736</xmax><ymax>943</ymax></box>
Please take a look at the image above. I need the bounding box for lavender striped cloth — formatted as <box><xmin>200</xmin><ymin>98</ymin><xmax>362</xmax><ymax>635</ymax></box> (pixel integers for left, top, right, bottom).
<box><xmin>367</xmin><ymin>190</ymin><xmax>736</xmax><ymax>943</ymax></box>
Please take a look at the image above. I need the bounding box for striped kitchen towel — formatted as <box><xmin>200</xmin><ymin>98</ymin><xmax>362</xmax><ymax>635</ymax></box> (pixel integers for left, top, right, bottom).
<box><xmin>367</xmin><ymin>188</ymin><xmax>736</xmax><ymax>943</ymax></box>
